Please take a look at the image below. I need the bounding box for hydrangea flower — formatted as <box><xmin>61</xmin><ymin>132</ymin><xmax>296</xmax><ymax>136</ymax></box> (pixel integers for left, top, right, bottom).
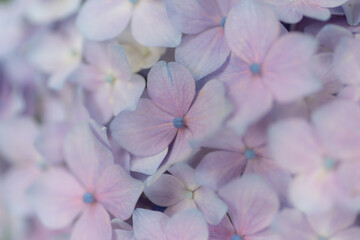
<box><xmin>269</xmin><ymin>100</ymin><xmax>360</xmax><ymax>212</ymax></box>
<box><xmin>274</xmin><ymin>208</ymin><xmax>360</xmax><ymax>240</ymax></box>
<box><xmin>76</xmin><ymin>0</ymin><xmax>181</xmax><ymax>47</ymax></box>
<box><xmin>262</xmin><ymin>0</ymin><xmax>347</xmax><ymax>23</ymax></box>
<box><xmin>220</xmin><ymin>0</ymin><xmax>321</xmax><ymax>133</ymax></box>
<box><xmin>196</xmin><ymin>124</ymin><xmax>291</xmax><ymax>202</ymax></box>
<box><xmin>133</xmin><ymin>208</ymin><xmax>209</xmax><ymax>240</ymax></box>
<box><xmin>144</xmin><ymin>163</ymin><xmax>227</xmax><ymax>225</ymax></box>
<box><xmin>209</xmin><ymin>175</ymin><xmax>280</xmax><ymax>240</ymax></box>
<box><xmin>163</xmin><ymin>0</ymin><xmax>239</xmax><ymax>79</ymax></box>
<box><xmin>72</xmin><ymin>42</ymin><xmax>145</xmax><ymax>124</ymax></box>
<box><xmin>29</xmin><ymin>122</ymin><xmax>144</xmax><ymax>240</ymax></box>
<box><xmin>110</xmin><ymin>61</ymin><xmax>229</xmax><ymax>171</ymax></box>
<box><xmin>27</xmin><ymin>22</ymin><xmax>83</xmax><ymax>90</ymax></box>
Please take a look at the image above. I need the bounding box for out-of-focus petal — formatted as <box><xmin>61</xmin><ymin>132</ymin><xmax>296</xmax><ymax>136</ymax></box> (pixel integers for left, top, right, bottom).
<box><xmin>76</xmin><ymin>0</ymin><xmax>133</xmax><ymax>41</ymax></box>
<box><xmin>132</xmin><ymin>0</ymin><xmax>181</xmax><ymax>47</ymax></box>
<box><xmin>268</xmin><ymin>119</ymin><xmax>322</xmax><ymax>174</ymax></box>
<box><xmin>133</xmin><ymin>208</ymin><xmax>169</xmax><ymax>240</ymax></box>
<box><xmin>64</xmin><ymin>121</ymin><xmax>114</xmax><ymax>190</ymax></box>
<box><xmin>29</xmin><ymin>168</ymin><xmax>84</xmax><ymax>229</ymax></box>
<box><xmin>219</xmin><ymin>175</ymin><xmax>279</xmax><ymax>235</ymax></box>
<box><xmin>225</xmin><ymin>0</ymin><xmax>280</xmax><ymax>63</ymax></box>
<box><xmin>70</xmin><ymin>204</ymin><xmax>111</xmax><ymax>240</ymax></box>
<box><xmin>164</xmin><ymin>0</ymin><xmax>222</xmax><ymax>34</ymax></box>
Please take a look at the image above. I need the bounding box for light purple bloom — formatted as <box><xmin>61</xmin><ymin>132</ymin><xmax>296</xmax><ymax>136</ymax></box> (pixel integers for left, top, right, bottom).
<box><xmin>72</xmin><ymin>42</ymin><xmax>145</xmax><ymax>124</ymax></box>
<box><xmin>29</xmin><ymin>122</ymin><xmax>144</xmax><ymax>240</ymax></box>
<box><xmin>76</xmin><ymin>0</ymin><xmax>181</xmax><ymax>47</ymax></box>
<box><xmin>163</xmin><ymin>0</ymin><xmax>239</xmax><ymax>79</ymax></box>
<box><xmin>144</xmin><ymin>163</ymin><xmax>227</xmax><ymax>225</ymax></box>
<box><xmin>209</xmin><ymin>175</ymin><xmax>280</xmax><ymax>240</ymax></box>
<box><xmin>133</xmin><ymin>208</ymin><xmax>209</xmax><ymax>240</ymax></box>
<box><xmin>219</xmin><ymin>0</ymin><xmax>321</xmax><ymax>134</ymax></box>
<box><xmin>110</xmin><ymin>61</ymin><xmax>229</xmax><ymax>171</ymax></box>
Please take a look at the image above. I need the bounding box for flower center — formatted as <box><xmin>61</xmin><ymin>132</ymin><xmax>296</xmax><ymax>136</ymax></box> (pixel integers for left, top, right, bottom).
<box><xmin>249</xmin><ymin>63</ymin><xmax>261</xmax><ymax>74</ymax></box>
<box><xmin>184</xmin><ymin>190</ymin><xmax>193</xmax><ymax>199</ymax></box>
<box><xmin>231</xmin><ymin>234</ymin><xmax>243</xmax><ymax>240</ymax></box>
<box><xmin>105</xmin><ymin>75</ymin><xmax>116</xmax><ymax>84</ymax></box>
<box><xmin>220</xmin><ymin>17</ymin><xmax>227</xmax><ymax>27</ymax></box>
<box><xmin>244</xmin><ymin>149</ymin><xmax>256</xmax><ymax>160</ymax></box>
<box><xmin>323</xmin><ymin>158</ymin><xmax>336</xmax><ymax>170</ymax></box>
<box><xmin>173</xmin><ymin>117</ymin><xmax>185</xmax><ymax>128</ymax></box>
<box><xmin>129</xmin><ymin>0</ymin><xmax>138</xmax><ymax>4</ymax></box>
<box><xmin>83</xmin><ymin>192</ymin><xmax>95</xmax><ymax>204</ymax></box>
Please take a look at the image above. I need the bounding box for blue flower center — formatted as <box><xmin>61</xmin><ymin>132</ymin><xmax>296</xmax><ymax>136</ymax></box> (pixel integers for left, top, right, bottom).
<box><xmin>318</xmin><ymin>237</ymin><xmax>327</xmax><ymax>240</ymax></box>
<box><xmin>105</xmin><ymin>75</ymin><xmax>116</xmax><ymax>84</ymax></box>
<box><xmin>129</xmin><ymin>0</ymin><xmax>138</xmax><ymax>3</ymax></box>
<box><xmin>220</xmin><ymin>17</ymin><xmax>227</xmax><ymax>27</ymax></box>
<box><xmin>231</xmin><ymin>234</ymin><xmax>243</xmax><ymax>240</ymax></box>
<box><xmin>249</xmin><ymin>63</ymin><xmax>262</xmax><ymax>74</ymax></box>
<box><xmin>244</xmin><ymin>149</ymin><xmax>256</xmax><ymax>160</ymax></box>
<box><xmin>83</xmin><ymin>192</ymin><xmax>95</xmax><ymax>204</ymax></box>
<box><xmin>323</xmin><ymin>158</ymin><xmax>336</xmax><ymax>170</ymax></box>
<box><xmin>173</xmin><ymin>117</ymin><xmax>185</xmax><ymax>128</ymax></box>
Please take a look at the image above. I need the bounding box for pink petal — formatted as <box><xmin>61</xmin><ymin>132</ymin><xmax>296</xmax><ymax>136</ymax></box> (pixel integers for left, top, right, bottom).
<box><xmin>70</xmin><ymin>204</ymin><xmax>111</xmax><ymax>240</ymax></box>
<box><xmin>144</xmin><ymin>174</ymin><xmax>186</xmax><ymax>206</ymax></box>
<box><xmin>208</xmin><ymin>215</ymin><xmax>234</xmax><ymax>240</ymax></box>
<box><xmin>194</xmin><ymin>186</ymin><xmax>228</xmax><ymax>225</ymax></box>
<box><xmin>219</xmin><ymin>175</ymin><xmax>280</xmax><ymax>235</ymax></box>
<box><xmin>147</xmin><ymin>61</ymin><xmax>195</xmax><ymax>117</ymax></box>
<box><xmin>110</xmin><ymin>99</ymin><xmax>177</xmax><ymax>156</ymax></box>
<box><xmin>163</xmin><ymin>0</ymin><xmax>222</xmax><ymax>34</ymax></box>
<box><xmin>166</xmin><ymin>209</ymin><xmax>209</xmax><ymax>240</ymax></box>
<box><xmin>334</xmin><ymin>37</ymin><xmax>360</xmax><ymax>85</ymax></box>
<box><xmin>168</xmin><ymin>163</ymin><xmax>198</xmax><ymax>190</ymax></box>
<box><xmin>175</xmin><ymin>27</ymin><xmax>230</xmax><ymax>80</ymax></box>
<box><xmin>226</xmin><ymin>72</ymin><xmax>273</xmax><ymax>134</ymax></box>
<box><xmin>268</xmin><ymin>119</ymin><xmax>322</xmax><ymax>174</ymax></box>
<box><xmin>64</xmin><ymin>121</ymin><xmax>114</xmax><ymax>190</ymax></box>
<box><xmin>107</xmin><ymin>44</ymin><xmax>132</xmax><ymax>81</ymax></box>
<box><xmin>272</xmin><ymin>209</ymin><xmax>316</xmax><ymax>240</ymax></box>
<box><xmin>35</xmin><ymin>122</ymin><xmax>70</xmax><ymax>165</ymax></box>
<box><xmin>307</xmin><ymin>207</ymin><xmax>356</xmax><ymax>237</ymax></box>
<box><xmin>76</xmin><ymin>0</ymin><xmax>133</xmax><ymax>41</ymax></box>
<box><xmin>133</xmin><ymin>208</ymin><xmax>169</xmax><ymax>240</ymax></box>
<box><xmin>71</xmin><ymin>64</ymin><xmax>104</xmax><ymax>91</ymax></box>
<box><xmin>332</xmin><ymin>227</ymin><xmax>360</xmax><ymax>240</ymax></box>
<box><xmin>225</xmin><ymin>0</ymin><xmax>280</xmax><ymax>63</ymax></box>
<box><xmin>132</xmin><ymin>0</ymin><xmax>181</xmax><ymax>47</ymax></box>
<box><xmin>84</xmin><ymin>84</ymin><xmax>114</xmax><ymax>124</ymax></box>
<box><xmin>264</xmin><ymin>33</ymin><xmax>321</xmax><ymax>103</ymax></box>
<box><xmin>164</xmin><ymin>198</ymin><xmax>197</xmax><ymax>217</ymax></box>
<box><xmin>95</xmin><ymin>165</ymin><xmax>144</xmax><ymax>220</ymax></box>
<box><xmin>130</xmin><ymin>148</ymin><xmax>168</xmax><ymax>175</ymax></box>
<box><xmin>316</xmin><ymin>24</ymin><xmax>352</xmax><ymax>52</ymax></box>
<box><xmin>2</xmin><ymin>166</ymin><xmax>40</xmax><ymax>217</ymax></box>
<box><xmin>0</xmin><ymin>117</ymin><xmax>40</xmax><ymax>165</ymax></box>
<box><xmin>112</xmin><ymin>74</ymin><xmax>145</xmax><ymax>116</ymax></box>
<box><xmin>29</xmin><ymin>168</ymin><xmax>84</xmax><ymax>229</ymax></box>
<box><xmin>185</xmin><ymin>80</ymin><xmax>230</xmax><ymax>141</ymax></box>
<box><xmin>200</xmin><ymin>127</ymin><xmax>245</xmax><ymax>152</ymax></box>
<box><xmin>195</xmin><ymin>151</ymin><xmax>246</xmax><ymax>190</ymax></box>
<box><xmin>311</xmin><ymin>100</ymin><xmax>360</xmax><ymax>159</ymax></box>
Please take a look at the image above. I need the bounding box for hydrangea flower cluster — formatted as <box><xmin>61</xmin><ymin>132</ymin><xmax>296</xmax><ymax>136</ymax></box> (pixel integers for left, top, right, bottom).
<box><xmin>1</xmin><ymin>0</ymin><xmax>360</xmax><ymax>239</ymax></box>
